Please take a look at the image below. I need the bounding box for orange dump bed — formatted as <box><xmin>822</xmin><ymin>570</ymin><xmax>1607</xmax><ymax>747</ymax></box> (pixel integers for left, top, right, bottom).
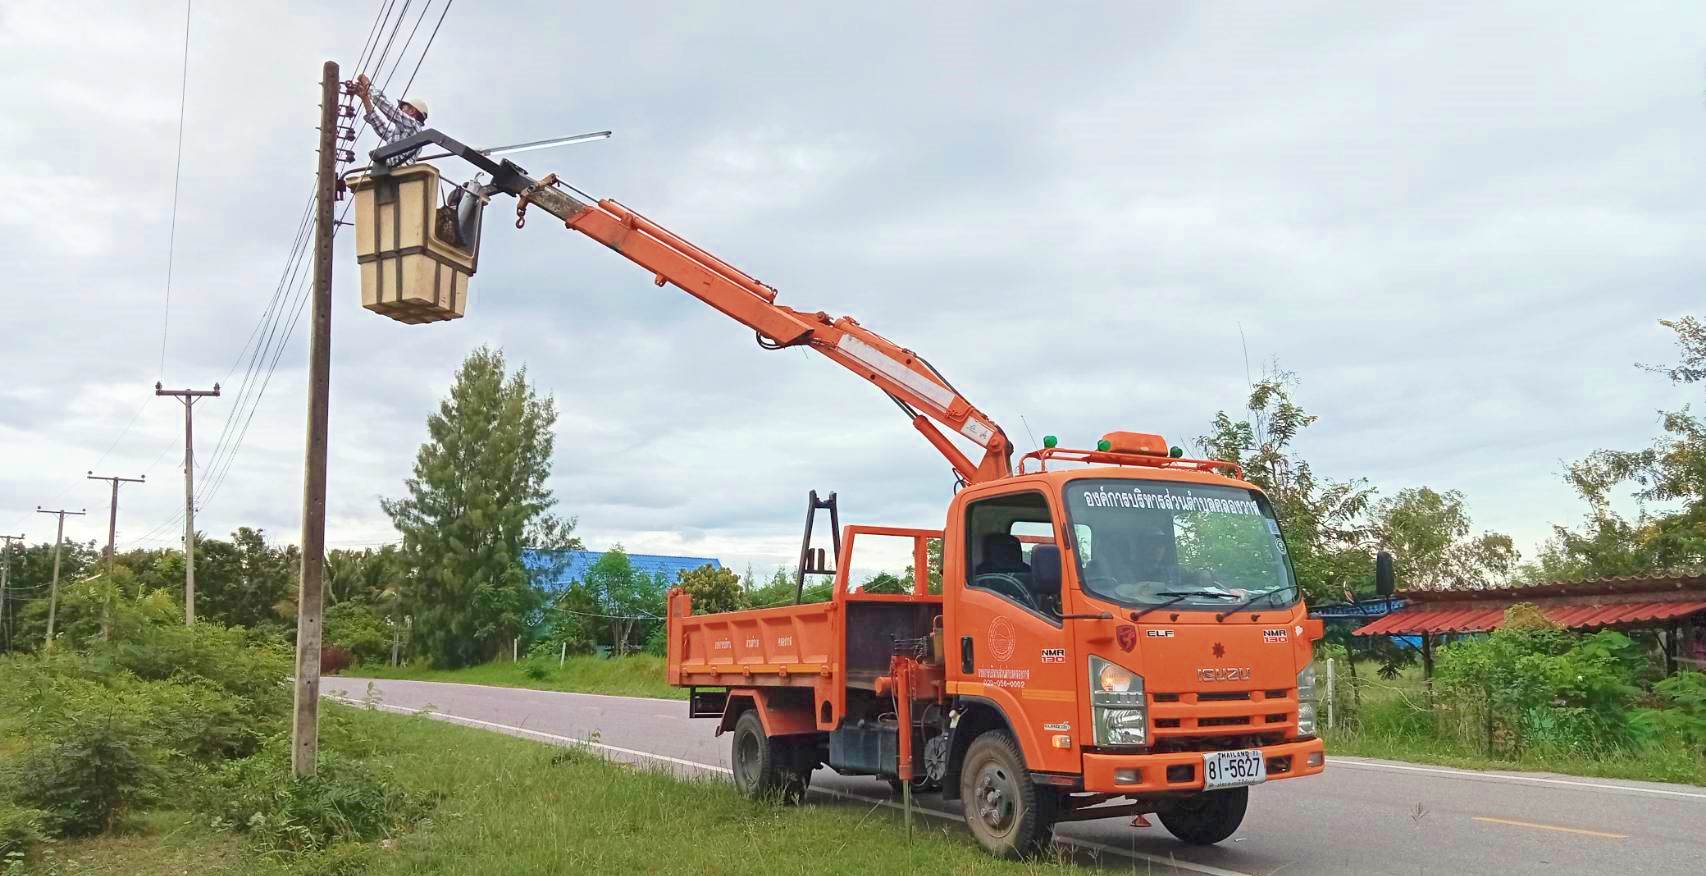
<box><xmin>667</xmin><ymin>594</ymin><xmax>841</xmax><ymax>688</ymax></box>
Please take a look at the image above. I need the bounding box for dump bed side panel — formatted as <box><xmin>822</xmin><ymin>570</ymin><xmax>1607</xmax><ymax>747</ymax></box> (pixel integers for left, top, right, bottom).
<box><xmin>668</xmin><ymin>591</ymin><xmax>838</xmax><ymax>688</ymax></box>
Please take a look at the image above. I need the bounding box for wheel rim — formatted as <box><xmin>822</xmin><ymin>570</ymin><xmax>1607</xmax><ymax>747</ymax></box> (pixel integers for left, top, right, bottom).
<box><xmin>735</xmin><ymin>730</ymin><xmax>762</xmax><ymax>787</ymax></box>
<box><xmin>973</xmin><ymin>764</ymin><xmax>1018</xmax><ymax>835</ymax></box>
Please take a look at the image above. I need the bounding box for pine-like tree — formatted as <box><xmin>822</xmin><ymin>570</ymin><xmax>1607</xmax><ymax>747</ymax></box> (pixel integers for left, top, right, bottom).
<box><xmin>383</xmin><ymin>347</ymin><xmax>578</xmax><ymax>668</ymax></box>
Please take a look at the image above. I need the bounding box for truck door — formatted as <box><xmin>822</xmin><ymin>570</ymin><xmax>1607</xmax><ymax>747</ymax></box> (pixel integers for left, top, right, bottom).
<box><xmin>947</xmin><ymin>487</ymin><xmax>1080</xmax><ymax>775</ymax></box>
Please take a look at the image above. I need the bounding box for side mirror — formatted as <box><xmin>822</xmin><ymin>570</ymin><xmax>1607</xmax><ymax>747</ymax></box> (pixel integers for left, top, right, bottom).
<box><xmin>1375</xmin><ymin>551</ymin><xmax>1396</xmax><ymax>596</ymax></box>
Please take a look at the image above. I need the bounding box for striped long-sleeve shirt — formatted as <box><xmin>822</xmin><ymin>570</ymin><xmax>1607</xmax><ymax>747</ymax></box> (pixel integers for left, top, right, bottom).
<box><xmin>364</xmin><ymin>91</ymin><xmax>424</xmax><ymax>164</ymax></box>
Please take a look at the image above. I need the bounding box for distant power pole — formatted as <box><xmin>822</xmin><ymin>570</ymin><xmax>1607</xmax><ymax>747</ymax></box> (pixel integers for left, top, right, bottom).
<box><xmin>36</xmin><ymin>506</ymin><xmax>86</xmax><ymax>652</ymax></box>
<box><xmin>0</xmin><ymin>533</ymin><xmax>25</xmax><ymax>651</ymax></box>
<box><xmin>87</xmin><ymin>472</ymin><xmax>145</xmax><ymax>573</ymax></box>
<box><xmin>156</xmin><ymin>382</ymin><xmax>220</xmax><ymax>625</ymax></box>
<box><xmin>86</xmin><ymin>472</ymin><xmax>144</xmax><ymax>640</ymax></box>
<box><xmin>293</xmin><ymin>59</ymin><xmax>339</xmax><ymax>779</ymax></box>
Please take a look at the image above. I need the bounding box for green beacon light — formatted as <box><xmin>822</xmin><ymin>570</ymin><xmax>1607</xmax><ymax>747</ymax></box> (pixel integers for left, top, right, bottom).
<box><xmin>1096</xmin><ymin>439</ymin><xmax>1112</xmax><ymax>452</ymax></box>
<box><xmin>1169</xmin><ymin>445</ymin><xmax>1184</xmax><ymax>458</ymax></box>
<box><xmin>1042</xmin><ymin>435</ymin><xmax>1058</xmax><ymax>449</ymax></box>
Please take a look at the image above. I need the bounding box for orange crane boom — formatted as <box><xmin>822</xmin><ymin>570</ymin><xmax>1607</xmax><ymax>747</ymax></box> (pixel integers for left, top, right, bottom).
<box><xmin>510</xmin><ymin>173</ymin><xmax>1013</xmax><ymax>484</ymax></box>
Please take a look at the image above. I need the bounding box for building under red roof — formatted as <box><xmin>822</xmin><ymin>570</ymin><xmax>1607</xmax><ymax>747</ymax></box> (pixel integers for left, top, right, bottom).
<box><xmin>1352</xmin><ymin>572</ymin><xmax>1706</xmax><ymax>675</ymax></box>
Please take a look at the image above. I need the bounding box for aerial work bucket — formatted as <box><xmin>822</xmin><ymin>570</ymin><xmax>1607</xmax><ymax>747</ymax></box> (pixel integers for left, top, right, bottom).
<box><xmin>350</xmin><ymin>164</ymin><xmax>481</xmax><ymax>324</ymax></box>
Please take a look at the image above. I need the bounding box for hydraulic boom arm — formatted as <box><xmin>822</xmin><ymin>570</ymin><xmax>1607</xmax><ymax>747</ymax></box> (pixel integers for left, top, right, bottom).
<box><xmin>375</xmin><ymin>130</ymin><xmax>1012</xmax><ymax>484</ymax></box>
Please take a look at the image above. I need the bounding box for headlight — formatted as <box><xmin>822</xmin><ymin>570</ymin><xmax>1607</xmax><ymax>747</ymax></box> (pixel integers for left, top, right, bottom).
<box><xmin>1090</xmin><ymin>656</ymin><xmax>1146</xmax><ymax>746</ymax></box>
<box><xmin>1296</xmin><ymin>665</ymin><xmax>1318</xmax><ymax>738</ymax></box>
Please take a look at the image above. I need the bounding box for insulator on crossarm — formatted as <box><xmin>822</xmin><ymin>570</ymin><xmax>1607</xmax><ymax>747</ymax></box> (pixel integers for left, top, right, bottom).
<box><xmin>336</xmin><ymin>104</ymin><xmax>356</xmax><ymax>119</ymax></box>
<box><xmin>336</xmin><ymin>125</ymin><xmax>356</xmax><ymax>142</ymax></box>
<box><xmin>335</xmin><ymin>148</ymin><xmax>355</xmax><ymax>163</ymax></box>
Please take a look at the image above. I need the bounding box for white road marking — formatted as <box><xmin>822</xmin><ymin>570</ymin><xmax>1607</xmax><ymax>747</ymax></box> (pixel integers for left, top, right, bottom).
<box><xmin>332</xmin><ymin>677</ymin><xmax>685</xmax><ymax>705</ymax></box>
<box><xmin>1330</xmin><ymin>756</ymin><xmax>1706</xmax><ymax>801</ymax></box>
<box><xmin>328</xmin><ymin>695</ymin><xmax>1259</xmax><ymax>876</ymax></box>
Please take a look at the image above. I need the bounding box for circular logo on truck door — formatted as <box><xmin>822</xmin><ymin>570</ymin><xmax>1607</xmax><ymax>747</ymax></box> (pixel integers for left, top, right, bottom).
<box><xmin>989</xmin><ymin>616</ymin><xmax>1017</xmax><ymax>662</ymax></box>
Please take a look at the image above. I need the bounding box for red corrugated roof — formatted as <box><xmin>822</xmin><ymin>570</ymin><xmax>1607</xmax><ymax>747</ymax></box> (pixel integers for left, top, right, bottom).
<box><xmin>1353</xmin><ymin>601</ymin><xmax>1706</xmax><ymax>636</ymax></box>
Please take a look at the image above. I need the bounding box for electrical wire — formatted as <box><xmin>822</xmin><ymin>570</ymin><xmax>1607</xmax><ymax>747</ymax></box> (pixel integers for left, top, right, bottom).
<box><xmin>157</xmin><ymin>0</ymin><xmax>193</xmax><ymax>382</ymax></box>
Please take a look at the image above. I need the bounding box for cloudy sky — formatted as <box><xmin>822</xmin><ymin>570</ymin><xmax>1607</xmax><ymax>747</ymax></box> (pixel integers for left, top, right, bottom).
<box><xmin>3</xmin><ymin>1</ymin><xmax>1702</xmax><ymax>577</ymax></box>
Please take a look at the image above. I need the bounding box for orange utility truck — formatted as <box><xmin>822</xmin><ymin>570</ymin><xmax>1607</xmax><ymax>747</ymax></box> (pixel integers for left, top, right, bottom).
<box><xmin>357</xmin><ymin>129</ymin><xmax>1336</xmax><ymax>859</ymax></box>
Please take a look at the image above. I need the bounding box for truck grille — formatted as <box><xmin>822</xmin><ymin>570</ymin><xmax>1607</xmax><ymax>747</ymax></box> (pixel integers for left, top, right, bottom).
<box><xmin>1148</xmin><ymin>688</ymin><xmax>1294</xmax><ymax>739</ymax></box>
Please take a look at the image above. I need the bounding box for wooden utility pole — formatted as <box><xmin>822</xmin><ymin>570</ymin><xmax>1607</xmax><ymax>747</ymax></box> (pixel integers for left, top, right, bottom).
<box><xmin>155</xmin><ymin>383</ymin><xmax>220</xmax><ymax>624</ymax></box>
<box><xmin>86</xmin><ymin>472</ymin><xmax>144</xmax><ymax>639</ymax></box>
<box><xmin>0</xmin><ymin>533</ymin><xmax>24</xmax><ymax>651</ymax></box>
<box><xmin>293</xmin><ymin>59</ymin><xmax>339</xmax><ymax>779</ymax></box>
<box><xmin>36</xmin><ymin>507</ymin><xmax>85</xmax><ymax>652</ymax></box>
<box><xmin>87</xmin><ymin>472</ymin><xmax>145</xmax><ymax>573</ymax></box>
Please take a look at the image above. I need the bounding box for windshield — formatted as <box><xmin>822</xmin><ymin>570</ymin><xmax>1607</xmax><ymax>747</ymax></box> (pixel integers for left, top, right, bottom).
<box><xmin>1063</xmin><ymin>478</ymin><xmax>1297</xmax><ymax>609</ymax></box>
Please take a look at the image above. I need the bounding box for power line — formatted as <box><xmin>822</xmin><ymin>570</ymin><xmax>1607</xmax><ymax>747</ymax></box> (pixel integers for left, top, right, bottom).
<box><xmin>157</xmin><ymin>0</ymin><xmax>193</xmax><ymax>382</ymax></box>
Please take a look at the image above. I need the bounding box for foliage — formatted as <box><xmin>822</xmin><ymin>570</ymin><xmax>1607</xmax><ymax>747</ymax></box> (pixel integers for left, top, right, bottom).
<box><xmin>675</xmin><ymin>564</ymin><xmax>745</xmax><ymax>613</ymax></box>
<box><xmin>323</xmin><ymin>602</ymin><xmax>391</xmax><ymax>666</ymax></box>
<box><xmin>383</xmin><ymin>347</ymin><xmax>580</xmax><ymax>668</ymax></box>
<box><xmin>199</xmin><ymin>741</ymin><xmax>427</xmax><ymax>855</ymax></box>
<box><xmin>744</xmin><ymin>565</ymin><xmax>830</xmax><ymax>608</ymax></box>
<box><xmin>1434</xmin><ymin>606</ymin><xmax>1650</xmax><ymax>756</ymax></box>
<box><xmin>858</xmin><ymin>572</ymin><xmax>907</xmax><ymax>594</ymax></box>
<box><xmin>8</xmin><ymin>702</ymin><xmax>163</xmax><ymax>836</ymax></box>
<box><xmin>195</xmin><ymin>528</ymin><xmax>300</xmax><ymax>630</ymax></box>
<box><xmin>901</xmin><ymin>538</ymin><xmax>944</xmax><ymax>595</ymax></box>
<box><xmin>0</xmin><ymin>802</ymin><xmax>48</xmax><ymax>863</ymax></box>
<box><xmin>533</xmin><ymin>583</ymin><xmax>600</xmax><ymax>657</ymax></box>
<box><xmin>1534</xmin><ymin>316</ymin><xmax>1706</xmax><ymax>578</ymax></box>
<box><xmin>1640</xmin><ymin>671</ymin><xmax>1706</xmax><ymax>750</ymax></box>
<box><xmin>1372</xmin><ymin>487</ymin><xmax>1518</xmax><ymax>589</ymax></box>
<box><xmin>578</xmin><ymin>547</ymin><xmax>665</xmax><ymax>655</ymax></box>
<box><xmin>1199</xmin><ymin>370</ymin><xmax>1379</xmax><ymax>602</ymax></box>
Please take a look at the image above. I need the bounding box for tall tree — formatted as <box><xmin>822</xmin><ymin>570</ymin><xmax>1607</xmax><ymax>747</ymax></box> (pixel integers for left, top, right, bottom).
<box><xmin>1539</xmin><ymin>317</ymin><xmax>1706</xmax><ymax>577</ymax></box>
<box><xmin>1199</xmin><ymin>369</ymin><xmax>1376</xmax><ymax>602</ymax></box>
<box><xmin>1372</xmin><ymin>487</ymin><xmax>1518</xmax><ymax>590</ymax></box>
<box><xmin>383</xmin><ymin>347</ymin><xmax>576</xmax><ymax>668</ymax></box>
<box><xmin>580</xmin><ymin>547</ymin><xmax>665</xmax><ymax>654</ymax></box>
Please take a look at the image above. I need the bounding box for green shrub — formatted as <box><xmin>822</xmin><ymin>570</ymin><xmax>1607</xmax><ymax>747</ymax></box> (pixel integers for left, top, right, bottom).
<box><xmin>324</xmin><ymin>603</ymin><xmax>393</xmax><ymax>666</ymax></box>
<box><xmin>0</xmin><ymin>802</ymin><xmax>49</xmax><ymax>863</ymax></box>
<box><xmin>201</xmin><ymin>742</ymin><xmax>427</xmax><ymax>854</ymax></box>
<box><xmin>521</xmin><ymin>656</ymin><xmax>554</xmax><ymax>681</ymax></box>
<box><xmin>9</xmin><ymin>708</ymin><xmax>162</xmax><ymax>836</ymax></box>
<box><xmin>1640</xmin><ymin>670</ymin><xmax>1706</xmax><ymax>750</ymax></box>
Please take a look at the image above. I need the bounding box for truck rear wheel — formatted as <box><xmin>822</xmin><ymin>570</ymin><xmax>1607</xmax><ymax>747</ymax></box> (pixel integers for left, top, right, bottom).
<box><xmin>1158</xmin><ymin>786</ymin><xmax>1248</xmax><ymax>845</ymax></box>
<box><xmin>730</xmin><ymin>710</ymin><xmax>810</xmax><ymax>804</ymax></box>
<box><xmin>958</xmin><ymin>730</ymin><xmax>1057</xmax><ymax>859</ymax></box>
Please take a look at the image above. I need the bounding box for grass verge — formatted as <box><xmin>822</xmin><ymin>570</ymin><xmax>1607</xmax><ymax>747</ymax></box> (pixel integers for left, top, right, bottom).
<box><xmin>1318</xmin><ymin>663</ymin><xmax>1706</xmax><ymax>787</ymax></box>
<box><xmin>33</xmin><ymin>705</ymin><xmax>1101</xmax><ymax>875</ymax></box>
<box><xmin>346</xmin><ymin>654</ymin><xmax>686</xmax><ymax>700</ymax></box>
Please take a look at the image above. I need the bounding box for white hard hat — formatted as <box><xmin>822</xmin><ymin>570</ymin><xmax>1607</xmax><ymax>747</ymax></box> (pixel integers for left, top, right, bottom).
<box><xmin>401</xmin><ymin>97</ymin><xmax>429</xmax><ymax>119</ymax></box>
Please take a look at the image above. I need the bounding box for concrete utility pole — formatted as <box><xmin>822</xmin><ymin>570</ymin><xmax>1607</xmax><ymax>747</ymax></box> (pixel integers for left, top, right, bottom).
<box><xmin>86</xmin><ymin>472</ymin><xmax>143</xmax><ymax>639</ymax></box>
<box><xmin>36</xmin><ymin>507</ymin><xmax>85</xmax><ymax>652</ymax></box>
<box><xmin>155</xmin><ymin>382</ymin><xmax>220</xmax><ymax>624</ymax></box>
<box><xmin>293</xmin><ymin>59</ymin><xmax>339</xmax><ymax>779</ymax></box>
<box><xmin>0</xmin><ymin>533</ymin><xmax>25</xmax><ymax>651</ymax></box>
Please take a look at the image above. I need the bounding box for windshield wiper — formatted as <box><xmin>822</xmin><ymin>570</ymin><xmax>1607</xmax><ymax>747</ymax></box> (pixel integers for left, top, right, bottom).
<box><xmin>1131</xmin><ymin>589</ymin><xmax>1238</xmax><ymax>622</ymax></box>
<box><xmin>1214</xmin><ymin>584</ymin><xmax>1299</xmax><ymax>622</ymax></box>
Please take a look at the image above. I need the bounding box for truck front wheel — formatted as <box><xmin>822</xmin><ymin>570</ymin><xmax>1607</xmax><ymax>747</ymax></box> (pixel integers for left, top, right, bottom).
<box><xmin>1158</xmin><ymin>786</ymin><xmax>1248</xmax><ymax>845</ymax></box>
<box><xmin>959</xmin><ymin>730</ymin><xmax>1058</xmax><ymax>859</ymax></box>
<box><xmin>730</xmin><ymin>710</ymin><xmax>810</xmax><ymax>804</ymax></box>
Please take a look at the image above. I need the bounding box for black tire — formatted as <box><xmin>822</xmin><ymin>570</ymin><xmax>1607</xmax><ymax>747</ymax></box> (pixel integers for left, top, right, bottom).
<box><xmin>958</xmin><ymin>730</ymin><xmax>1058</xmax><ymax>859</ymax></box>
<box><xmin>730</xmin><ymin>710</ymin><xmax>810</xmax><ymax>804</ymax></box>
<box><xmin>1158</xmin><ymin>786</ymin><xmax>1248</xmax><ymax>845</ymax></box>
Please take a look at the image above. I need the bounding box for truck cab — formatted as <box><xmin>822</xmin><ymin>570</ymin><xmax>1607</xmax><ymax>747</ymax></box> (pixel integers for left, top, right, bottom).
<box><xmin>670</xmin><ymin>432</ymin><xmax>1326</xmax><ymax>859</ymax></box>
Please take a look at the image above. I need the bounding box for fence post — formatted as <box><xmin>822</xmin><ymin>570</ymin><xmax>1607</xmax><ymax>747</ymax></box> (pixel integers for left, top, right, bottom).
<box><xmin>559</xmin><ymin>641</ymin><xmax>567</xmax><ymax>668</ymax></box>
<box><xmin>1325</xmin><ymin>658</ymin><xmax>1336</xmax><ymax>731</ymax></box>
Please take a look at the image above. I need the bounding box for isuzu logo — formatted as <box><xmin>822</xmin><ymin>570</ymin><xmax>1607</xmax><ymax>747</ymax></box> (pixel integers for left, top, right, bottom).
<box><xmin>1197</xmin><ymin>667</ymin><xmax>1253</xmax><ymax>682</ymax></box>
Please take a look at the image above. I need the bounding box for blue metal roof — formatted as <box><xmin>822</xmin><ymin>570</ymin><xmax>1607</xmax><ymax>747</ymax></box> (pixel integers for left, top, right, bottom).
<box><xmin>524</xmin><ymin>549</ymin><xmax>722</xmax><ymax>593</ymax></box>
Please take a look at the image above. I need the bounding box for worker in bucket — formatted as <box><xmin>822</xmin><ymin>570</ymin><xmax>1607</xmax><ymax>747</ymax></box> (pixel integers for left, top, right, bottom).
<box><xmin>351</xmin><ymin>73</ymin><xmax>428</xmax><ymax>165</ymax></box>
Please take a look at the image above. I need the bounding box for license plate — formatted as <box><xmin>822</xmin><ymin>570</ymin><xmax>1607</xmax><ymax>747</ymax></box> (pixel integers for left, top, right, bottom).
<box><xmin>1203</xmin><ymin>749</ymin><xmax>1266</xmax><ymax>790</ymax></box>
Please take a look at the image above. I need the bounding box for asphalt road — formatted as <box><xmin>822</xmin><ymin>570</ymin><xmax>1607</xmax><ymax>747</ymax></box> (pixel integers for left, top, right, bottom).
<box><xmin>324</xmin><ymin>677</ymin><xmax>1706</xmax><ymax>875</ymax></box>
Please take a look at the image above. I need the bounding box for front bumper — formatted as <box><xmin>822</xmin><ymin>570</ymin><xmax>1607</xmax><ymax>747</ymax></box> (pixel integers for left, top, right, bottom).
<box><xmin>1080</xmin><ymin>737</ymin><xmax>1325</xmax><ymax>794</ymax></box>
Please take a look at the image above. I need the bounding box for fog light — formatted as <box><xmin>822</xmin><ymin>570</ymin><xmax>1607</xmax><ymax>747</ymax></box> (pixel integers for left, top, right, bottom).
<box><xmin>1114</xmin><ymin>768</ymin><xmax>1142</xmax><ymax>785</ymax></box>
<box><xmin>1306</xmin><ymin>751</ymin><xmax>1324</xmax><ymax>768</ymax></box>
<box><xmin>1297</xmin><ymin>702</ymin><xmax>1317</xmax><ymax>737</ymax></box>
